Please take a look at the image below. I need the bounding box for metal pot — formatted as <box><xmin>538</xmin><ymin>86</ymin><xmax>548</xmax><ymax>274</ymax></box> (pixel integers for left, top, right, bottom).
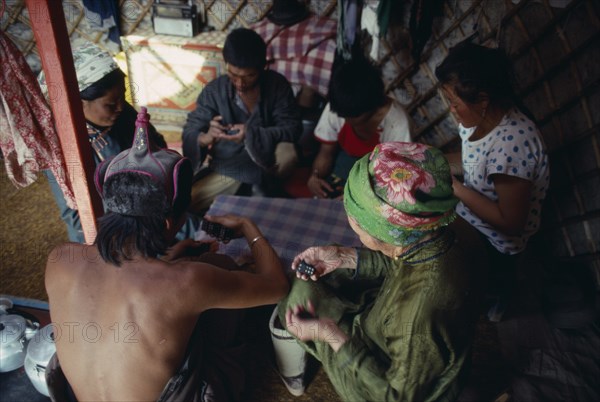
<box><xmin>25</xmin><ymin>324</ymin><xmax>56</xmax><ymax>397</ymax></box>
<box><xmin>0</xmin><ymin>313</ymin><xmax>27</xmax><ymax>372</ymax></box>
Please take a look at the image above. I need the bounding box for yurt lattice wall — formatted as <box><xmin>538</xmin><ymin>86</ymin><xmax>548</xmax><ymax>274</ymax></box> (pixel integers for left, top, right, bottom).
<box><xmin>2</xmin><ymin>0</ymin><xmax>599</xmax><ymax>279</ymax></box>
<box><xmin>0</xmin><ymin>0</ymin><xmax>339</xmax><ymax>75</ymax></box>
<box><xmin>384</xmin><ymin>0</ymin><xmax>600</xmax><ymax>279</ymax></box>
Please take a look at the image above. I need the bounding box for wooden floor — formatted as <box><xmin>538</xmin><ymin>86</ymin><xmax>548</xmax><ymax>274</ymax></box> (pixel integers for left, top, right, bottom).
<box><xmin>2</xmin><ymin>164</ymin><xmax>598</xmax><ymax>401</ymax></box>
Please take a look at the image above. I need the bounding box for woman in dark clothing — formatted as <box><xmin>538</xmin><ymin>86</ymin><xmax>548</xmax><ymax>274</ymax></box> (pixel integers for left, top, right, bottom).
<box><xmin>39</xmin><ymin>42</ymin><xmax>166</xmax><ymax>243</ymax></box>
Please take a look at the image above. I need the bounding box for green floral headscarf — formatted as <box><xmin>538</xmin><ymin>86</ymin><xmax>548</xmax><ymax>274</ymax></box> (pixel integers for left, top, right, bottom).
<box><xmin>344</xmin><ymin>142</ymin><xmax>457</xmax><ymax>246</ymax></box>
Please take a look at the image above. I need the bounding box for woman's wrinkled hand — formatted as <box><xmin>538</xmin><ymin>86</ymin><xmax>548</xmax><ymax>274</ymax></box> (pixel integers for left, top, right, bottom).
<box><xmin>285</xmin><ymin>301</ymin><xmax>348</xmax><ymax>350</ymax></box>
<box><xmin>291</xmin><ymin>246</ymin><xmax>352</xmax><ymax>281</ymax></box>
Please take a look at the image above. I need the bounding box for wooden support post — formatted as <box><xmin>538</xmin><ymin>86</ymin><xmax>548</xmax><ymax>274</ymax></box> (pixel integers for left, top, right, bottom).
<box><xmin>25</xmin><ymin>0</ymin><xmax>102</xmax><ymax>243</ymax></box>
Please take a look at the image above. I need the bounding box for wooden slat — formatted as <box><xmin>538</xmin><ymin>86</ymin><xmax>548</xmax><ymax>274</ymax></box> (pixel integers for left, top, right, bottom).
<box><xmin>509</xmin><ymin>0</ymin><xmax>585</xmax><ymax>59</ymax></box>
<box><xmin>412</xmin><ymin>111</ymin><xmax>448</xmax><ymax>142</ymax></box>
<box><xmin>536</xmin><ymin>77</ymin><xmax>600</xmax><ymax>128</ymax></box>
<box><xmin>119</xmin><ymin>0</ymin><xmax>153</xmax><ymax>36</ymax></box>
<box><xmin>24</xmin><ymin>0</ymin><xmax>102</xmax><ymax>244</ymax></box>
<box><xmin>224</xmin><ymin>0</ymin><xmax>248</xmax><ymax>29</ymax></box>
<box><xmin>518</xmin><ymin>31</ymin><xmax>600</xmax><ymax>101</ymax></box>
<box><xmin>385</xmin><ymin>0</ymin><xmax>484</xmax><ymax>92</ymax></box>
<box><xmin>246</xmin><ymin>1</ymin><xmax>272</xmax><ymax>24</ymax></box>
<box><xmin>556</xmin><ymin>252</ymin><xmax>600</xmax><ymax>264</ymax></box>
<box><xmin>1</xmin><ymin>0</ymin><xmax>25</xmax><ymax>29</ymax></box>
<box><xmin>544</xmin><ymin>208</ymin><xmax>600</xmax><ymax>233</ymax></box>
<box><xmin>320</xmin><ymin>1</ymin><xmax>337</xmax><ymax>18</ymax></box>
<box><xmin>546</xmin><ymin>125</ymin><xmax>600</xmax><ymax>158</ymax></box>
<box><xmin>546</xmin><ymin>168</ymin><xmax>600</xmax><ymax>200</ymax></box>
<box><xmin>386</xmin><ymin>0</ymin><xmax>533</xmax><ymax>98</ymax></box>
<box><xmin>511</xmin><ymin>4</ymin><xmax>566</xmax><ymax>148</ymax></box>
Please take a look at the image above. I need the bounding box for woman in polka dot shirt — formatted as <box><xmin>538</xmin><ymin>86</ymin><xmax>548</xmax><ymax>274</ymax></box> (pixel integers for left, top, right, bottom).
<box><xmin>435</xmin><ymin>42</ymin><xmax>550</xmax><ymax>321</ymax></box>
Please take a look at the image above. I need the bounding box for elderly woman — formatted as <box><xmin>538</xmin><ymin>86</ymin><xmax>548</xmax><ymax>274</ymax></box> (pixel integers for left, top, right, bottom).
<box><xmin>39</xmin><ymin>42</ymin><xmax>167</xmax><ymax>243</ymax></box>
<box><xmin>273</xmin><ymin>142</ymin><xmax>485</xmax><ymax>401</ymax></box>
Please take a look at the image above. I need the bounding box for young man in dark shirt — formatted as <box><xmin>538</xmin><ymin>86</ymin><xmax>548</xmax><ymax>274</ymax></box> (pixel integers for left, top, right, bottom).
<box><xmin>182</xmin><ymin>28</ymin><xmax>302</xmax><ymax>212</ymax></box>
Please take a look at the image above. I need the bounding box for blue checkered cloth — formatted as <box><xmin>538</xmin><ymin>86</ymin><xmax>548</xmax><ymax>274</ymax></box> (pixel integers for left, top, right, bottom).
<box><xmin>199</xmin><ymin>196</ymin><xmax>362</xmax><ymax>271</ymax></box>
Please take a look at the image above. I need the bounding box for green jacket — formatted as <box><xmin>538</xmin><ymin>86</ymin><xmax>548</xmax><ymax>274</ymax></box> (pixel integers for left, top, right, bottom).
<box><xmin>280</xmin><ymin>229</ymin><xmax>482</xmax><ymax>402</ymax></box>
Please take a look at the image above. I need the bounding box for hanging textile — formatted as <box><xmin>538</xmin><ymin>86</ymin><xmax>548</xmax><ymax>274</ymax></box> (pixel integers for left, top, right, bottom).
<box><xmin>252</xmin><ymin>14</ymin><xmax>337</xmax><ymax>97</ymax></box>
<box><xmin>0</xmin><ymin>31</ymin><xmax>76</xmax><ymax>209</ymax></box>
<box><xmin>376</xmin><ymin>0</ymin><xmax>393</xmax><ymax>39</ymax></box>
<box><xmin>82</xmin><ymin>0</ymin><xmax>122</xmax><ymax>49</ymax></box>
<box><xmin>409</xmin><ymin>0</ymin><xmax>444</xmax><ymax>61</ymax></box>
<box><xmin>337</xmin><ymin>0</ymin><xmax>361</xmax><ymax>61</ymax></box>
<box><xmin>361</xmin><ymin>3</ymin><xmax>381</xmax><ymax>60</ymax></box>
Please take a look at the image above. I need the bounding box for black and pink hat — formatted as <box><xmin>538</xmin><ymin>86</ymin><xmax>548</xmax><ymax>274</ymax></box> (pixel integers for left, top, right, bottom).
<box><xmin>94</xmin><ymin>107</ymin><xmax>192</xmax><ymax>216</ymax></box>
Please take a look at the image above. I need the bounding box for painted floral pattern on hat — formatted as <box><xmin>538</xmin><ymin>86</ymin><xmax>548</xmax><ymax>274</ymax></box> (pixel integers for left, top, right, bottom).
<box><xmin>372</xmin><ymin>157</ymin><xmax>436</xmax><ymax>206</ymax></box>
<box><xmin>344</xmin><ymin>142</ymin><xmax>459</xmax><ymax>247</ymax></box>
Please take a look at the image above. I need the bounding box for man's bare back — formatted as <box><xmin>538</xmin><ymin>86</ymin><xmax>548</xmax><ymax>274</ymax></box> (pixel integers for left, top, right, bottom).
<box><xmin>47</xmin><ymin>242</ymin><xmax>214</xmax><ymax>400</ymax></box>
<box><xmin>45</xmin><ymin>109</ymin><xmax>288</xmax><ymax>401</ymax></box>
<box><xmin>46</xmin><ymin>226</ymin><xmax>286</xmax><ymax>401</ymax></box>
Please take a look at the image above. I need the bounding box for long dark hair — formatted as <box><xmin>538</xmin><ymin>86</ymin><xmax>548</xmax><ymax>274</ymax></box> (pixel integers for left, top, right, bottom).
<box><xmin>95</xmin><ymin>171</ymin><xmax>191</xmax><ymax>266</ymax></box>
<box><xmin>328</xmin><ymin>57</ymin><xmax>387</xmax><ymax>118</ymax></box>
<box><xmin>435</xmin><ymin>42</ymin><xmax>515</xmax><ymax>110</ymax></box>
